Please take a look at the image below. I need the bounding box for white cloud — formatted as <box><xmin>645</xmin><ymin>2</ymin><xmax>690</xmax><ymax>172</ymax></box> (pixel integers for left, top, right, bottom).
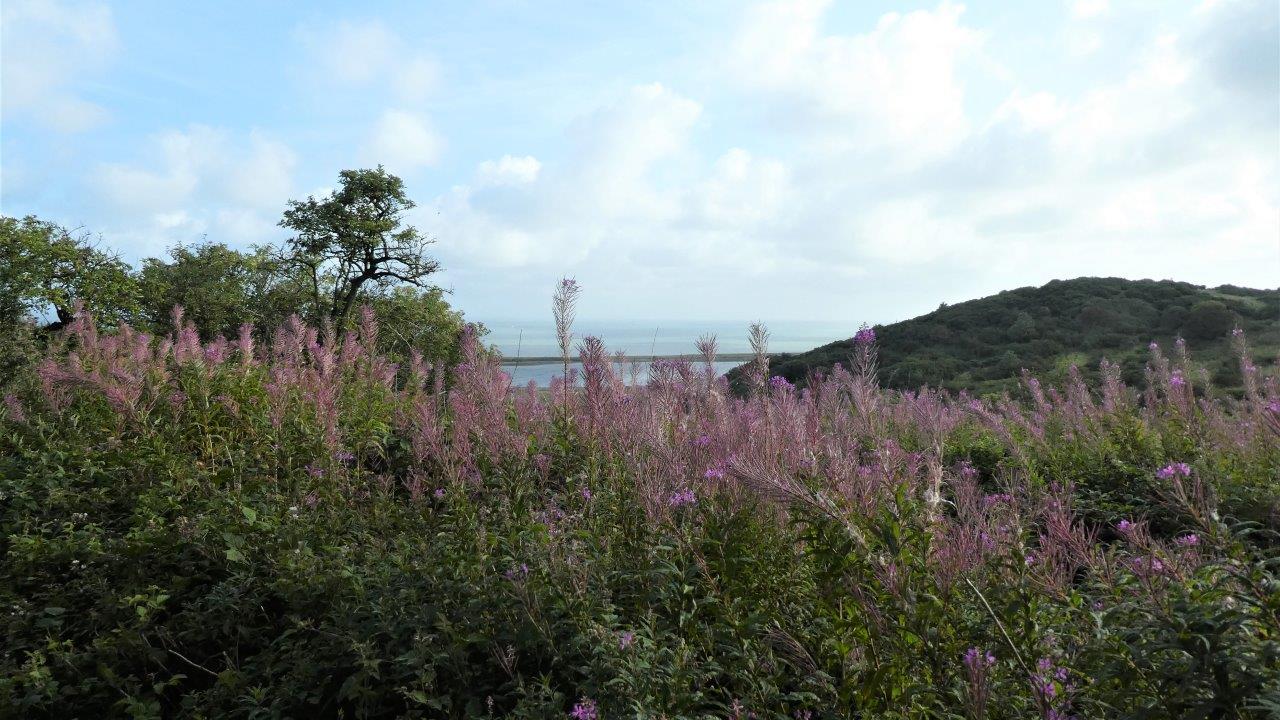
<box><xmin>91</xmin><ymin>126</ymin><xmax>297</xmax><ymax>256</ymax></box>
<box><xmin>0</xmin><ymin>0</ymin><xmax>117</xmax><ymax>132</ymax></box>
<box><xmin>296</xmin><ymin>19</ymin><xmax>440</xmax><ymax>103</ymax></box>
<box><xmin>1070</xmin><ymin>0</ymin><xmax>1110</xmax><ymax>20</ymax></box>
<box><xmin>476</xmin><ymin>155</ymin><xmax>542</xmax><ymax>187</ymax></box>
<box><xmin>728</xmin><ymin>0</ymin><xmax>985</xmax><ymax>163</ymax></box>
<box><xmin>362</xmin><ymin>110</ymin><xmax>443</xmax><ymax>173</ymax></box>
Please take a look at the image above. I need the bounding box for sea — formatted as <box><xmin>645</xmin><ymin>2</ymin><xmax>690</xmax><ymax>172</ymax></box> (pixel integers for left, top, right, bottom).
<box><xmin>483</xmin><ymin>319</ymin><xmax>854</xmax><ymax>387</ymax></box>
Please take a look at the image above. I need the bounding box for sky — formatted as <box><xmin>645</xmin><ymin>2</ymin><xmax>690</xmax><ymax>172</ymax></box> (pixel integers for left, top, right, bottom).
<box><xmin>2</xmin><ymin>0</ymin><xmax>1278</xmax><ymax>326</ymax></box>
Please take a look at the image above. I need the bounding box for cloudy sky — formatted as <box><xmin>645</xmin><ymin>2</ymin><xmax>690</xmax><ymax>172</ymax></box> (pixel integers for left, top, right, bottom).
<box><xmin>2</xmin><ymin>0</ymin><xmax>1277</xmax><ymax>324</ymax></box>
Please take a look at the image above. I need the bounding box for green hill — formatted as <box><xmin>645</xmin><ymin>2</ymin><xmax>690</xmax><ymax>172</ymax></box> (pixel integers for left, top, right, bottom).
<box><xmin>759</xmin><ymin>277</ymin><xmax>1279</xmax><ymax>396</ymax></box>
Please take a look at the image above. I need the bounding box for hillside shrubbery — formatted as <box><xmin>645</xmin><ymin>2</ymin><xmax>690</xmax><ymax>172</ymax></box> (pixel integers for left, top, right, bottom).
<box><xmin>763</xmin><ymin>277</ymin><xmax>1280</xmax><ymax>397</ymax></box>
<box><xmin>2</xmin><ymin>306</ymin><xmax>1279</xmax><ymax>718</ymax></box>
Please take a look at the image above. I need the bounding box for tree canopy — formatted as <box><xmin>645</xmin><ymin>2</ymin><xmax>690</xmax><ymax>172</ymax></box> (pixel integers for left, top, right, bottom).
<box><xmin>278</xmin><ymin>167</ymin><xmax>441</xmax><ymax>325</ymax></box>
<box><xmin>0</xmin><ymin>216</ymin><xmax>139</xmax><ymax>331</ymax></box>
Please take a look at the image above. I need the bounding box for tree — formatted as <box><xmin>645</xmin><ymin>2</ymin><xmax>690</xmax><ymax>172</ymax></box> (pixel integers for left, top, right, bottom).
<box><xmin>1183</xmin><ymin>300</ymin><xmax>1235</xmax><ymax>341</ymax></box>
<box><xmin>1009</xmin><ymin>311</ymin><xmax>1037</xmax><ymax>341</ymax></box>
<box><xmin>366</xmin><ymin>286</ymin><xmax>482</xmax><ymax>367</ymax></box>
<box><xmin>0</xmin><ymin>215</ymin><xmax>139</xmax><ymax>331</ymax></box>
<box><xmin>278</xmin><ymin>167</ymin><xmax>440</xmax><ymax>326</ymax></box>
<box><xmin>138</xmin><ymin>242</ymin><xmax>258</xmax><ymax>340</ymax></box>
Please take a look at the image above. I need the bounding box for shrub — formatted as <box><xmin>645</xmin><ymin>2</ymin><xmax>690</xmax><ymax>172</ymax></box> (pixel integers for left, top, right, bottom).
<box><xmin>1</xmin><ymin>308</ymin><xmax>1277</xmax><ymax>717</ymax></box>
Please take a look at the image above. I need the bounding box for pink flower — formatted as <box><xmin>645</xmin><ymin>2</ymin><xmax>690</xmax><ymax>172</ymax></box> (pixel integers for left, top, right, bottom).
<box><xmin>570</xmin><ymin>698</ymin><xmax>598</xmax><ymax>720</ymax></box>
<box><xmin>1156</xmin><ymin>463</ymin><xmax>1192</xmax><ymax>480</ymax></box>
<box><xmin>668</xmin><ymin>489</ymin><xmax>696</xmax><ymax>507</ymax></box>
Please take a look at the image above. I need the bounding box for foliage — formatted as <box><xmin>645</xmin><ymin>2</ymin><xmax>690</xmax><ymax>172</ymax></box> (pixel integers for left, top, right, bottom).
<box><xmin>136</xmin><ymin>242</ymin><xmax>288</xmax><ymax>341</ymax></box>
<box><xmin>760</xmin><ymin>277</ymin><xmax>1280</xmax><ymax>397</ymax></box>
<box><xmin>0</xmin><ymin>215</ymin><xmax>140</xmax><ymax>331</ymax></box>
<box><xmin>1</xmin><ymin>303</ymin><xmax>1277</xmax><ymax>718</ymax></box>
<box><xmin>277</xmin><ymin>167</ymin><xmax>441</xmax><ymax>325</ymax></box>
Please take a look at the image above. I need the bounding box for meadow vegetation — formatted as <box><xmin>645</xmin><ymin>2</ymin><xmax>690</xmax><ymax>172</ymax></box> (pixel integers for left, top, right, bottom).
<box><xmin>1</xmin><ymin>292</ymin><xmax>1278</xmax><ymax>717</ymax></box>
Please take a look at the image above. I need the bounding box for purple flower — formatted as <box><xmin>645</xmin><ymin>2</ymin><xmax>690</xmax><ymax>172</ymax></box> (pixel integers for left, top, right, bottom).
<box><xmin>1269</xmin><ymin>400</ymin><xmax>1280</xmax><ymax>415</ymax></box>
<box><xmin>618</xmin><ymin>631</ymin><xmax>634</xmax><ymax>649</ymax></box>
<box><xmin>334</xmin><ymin>450</ymin><xmax>355</xmax><ymax>463</ymax></box>
<box><xmin>1169</xmin><ymin>370</ymin><xmax>1187</xmax><ymax>389</ymax></box>
<box><xmin>983</xmin><ymin>493</ymin><xmax>1013</xmax><ymax>507</ymax></box>
<box><xmin>1156</xmin><ymin>462</ymin><xmax>1192</xmax><ymax>480</ymax></box>
<box><xmin>1117</xmin><ymin>519</ymin><xmax>1134</xmax><ymax>534</ymax></box>
<box><xmin>1232</xmin><ymin>327</ymin><xmax>1245</xmax><ymax>338</ymax></box>
<box><xmin>306</xmin><ymin>463</ymin><xmax>325</xmax><ymax>478</ymax></box>
<box><xmin>570</xmin><ymin>698</ymin><xmax>598</xmax><ymax>720</ymax></box>
<box><xmin>704</xmin><ymin>467</ymin><xmax>725</xmax><ymax>480</ymax></box>
<box><xmin>769</xmin><ymin>375</ymin><xmax>793</xmax><ymax>391</ymax></box>
<box><xmin>959</xmin><ymin>461</ymin><xmax>979</xmax><ymax>480</ymax></box>
<box><xmin>1175</xmin><ymin>533</ymin><xmax>1199</xmax><ymax>547</ymax></box>
<box><xmin>1131</xmin><ymin>556</ymin><xmax>1165</xmax><ymax>575</ymax></box>
<box><xmin>1148</xmin><ymin>341</ymin><xmax>1159</xmax><ymax>351</ymax></box>
<box><xmin>854</xmin><ymin>324</ymin><xmax>876</xmax><ymax>345</ymax></box>
<box><xmin>693</xmin><ymin>434</ymin><xmax>711</xmax><ymax>447</ymax></box>
<box><xmin>964</xmin><ymin>647</ymin><xmax>996</xmax><ymax>668</ymax></box>
<box><xmin>668</xmin><ymin>489</ymin><xmax>697</xmax><ymax>507</ymax></box>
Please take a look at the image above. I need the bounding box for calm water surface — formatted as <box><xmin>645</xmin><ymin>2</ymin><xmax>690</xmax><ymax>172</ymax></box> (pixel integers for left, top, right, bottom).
<box><xmin>484</xmin><ymin>319</ymin><xmax>854</xmax><ymax>387</ymax></box>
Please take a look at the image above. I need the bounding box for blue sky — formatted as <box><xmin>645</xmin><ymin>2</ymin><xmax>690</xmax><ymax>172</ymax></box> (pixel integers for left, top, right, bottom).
<box><xmin>2</xmin><ymin>0</ymin><xmax>1277</xmax><ymax>324</ymax></box>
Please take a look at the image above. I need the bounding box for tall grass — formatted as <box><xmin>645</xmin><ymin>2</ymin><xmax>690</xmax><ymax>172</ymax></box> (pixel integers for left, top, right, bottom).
<box><xmin>1</xmin><ymin>292</ymin><xmax>1277</xmax><ymax>718</ymax></box>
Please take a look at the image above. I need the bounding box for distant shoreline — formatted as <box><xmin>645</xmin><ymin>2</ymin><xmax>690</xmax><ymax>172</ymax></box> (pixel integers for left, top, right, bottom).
<box><xmin>501</xmin><ymin>352</ymin><xmax>757</xmax><ymax>367</ymax></box>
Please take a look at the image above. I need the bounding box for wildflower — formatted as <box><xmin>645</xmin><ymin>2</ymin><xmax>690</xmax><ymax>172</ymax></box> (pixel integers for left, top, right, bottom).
<box><xmin>1169</xmin><ymin>370</ymin><xmax>1187</xmax><ymax>389</ymax></box>
<box><xmin>668</xmin><ymin>489</ymin><xmax>696</xmax><ymax>507</ymax></box>
<box><xmin>1148</xmin><ymin>341</ymin><xmax>1159</xmax><ymax>351</ymax></box>
<box><xmin>983</xmin><ymin>492</ymin><xmax>1013</xmax><ymax>506</ymax></box>
<box><xmin>1155</xmin><ymin>462</ymin><xmax>1191</xmax><ymax>480</ymax></box>
<box><xmin>959</xmin><ymin>461</ymin><xmax>979</xmax><ymax>480</ymax></box>
<box><xmin>704</xmin><ymin>467</ymin><xmax>725</xmax><ymax>480</ymax></box>
<box><xmin>854</xmin><ymin>324</ymin><xmax>876</xmax><ymax>345</ymax></box>
<box><xmin>769</xmin><ymin>375</ymin><xmax>793</xmax><ymax>392</ymax></box>
<box><xmin>306</xmin><ymin>464</ymin><xmax>325</xmax><ymax>478</ymax></box>
<box><xmin>505</xmin><ymin>564</ymin><xmax>530</xmax><ymax>581</ymax></box>
<box><xmin>693</xmin><ymin>434</ymin><xmax>711</xmax><ymax>447</ymax></box>
<box><xmin>1117</xmin><ymin>519</ymin><xmax>1133</xmax><ymax>534</ymax></box>
<box><xmin>1130</xmin><ymin>556</ymin><xmax>1165</xmax><ymax>575</ymax></box>
<box><xmin>1232</xmin><ymin>327</ymin><xmax>1244</xmax><ymax>337</ymax></box>
<box><xmin>433</xmin><ymin>488</ymin><xmax>446</xmax><ymax>499</ymax></box>
<box><xmin>580</xmin><ymin>486</ymin><xmax>593</xmax><ymax>501</ymax></box>
<box><xmin>303</xmin><ymin>492</ymin><xmax>320</xmax><ymax>509</ymax></box>
<box><xmin>2</xmin><ymin>394</ymin><xmax>25</xmax><ymax>423</ymax></box>
<box><xmin>1025</xmin><ymin>552</ymin><xmax>1037</xmax><ymax>566</ymax></box>
<box><xmin>570</xmin><ymin>698</ymin><xmax>597</xmax><ymax>720</ymax></box>
<box><xmin>618</xmin><ymin>631</ymin><xmax>634</xmax><ymax>649</ymax></box>
<box><xmin>1175</xmin><ymin>533</ymin><xmax>1199</xmax><ymax>547</ymax></box>
<box><xmin>965</xmin><ymin>647</ymin><xmax>996</xmax><ymax>667</ymax></box>
<box><xmin>335</xmin><ymin>450</ymin><xmax>355</xmax><ymax>463</ymax></box>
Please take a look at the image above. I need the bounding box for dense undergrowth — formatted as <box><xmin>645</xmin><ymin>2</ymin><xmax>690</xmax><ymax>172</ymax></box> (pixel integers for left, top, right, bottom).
<box><xmin>1</xmin><ymin>306</ymin><xmax>1279</xmax><ymax>718</ymax></box>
